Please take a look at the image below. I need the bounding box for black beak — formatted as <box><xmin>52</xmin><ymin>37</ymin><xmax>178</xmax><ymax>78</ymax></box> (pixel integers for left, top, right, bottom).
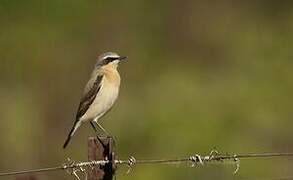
<box><xmin>118</xmin><ymin>56</ymin><xmax>127</xmax><ymax>61</ymax></box>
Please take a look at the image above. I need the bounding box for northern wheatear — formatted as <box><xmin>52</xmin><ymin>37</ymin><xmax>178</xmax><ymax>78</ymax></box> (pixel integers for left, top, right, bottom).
<box><xmin>63</xmin><ymin>52</ymin><xmax>126</xmax><ymax>149</ymax></box>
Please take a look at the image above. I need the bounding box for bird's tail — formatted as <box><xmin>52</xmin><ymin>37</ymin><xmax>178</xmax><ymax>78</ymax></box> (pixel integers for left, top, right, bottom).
<box><xmin>63</xmin><ymin>121</ymin><xmax>81</xmax><ymax>149</ymax></box>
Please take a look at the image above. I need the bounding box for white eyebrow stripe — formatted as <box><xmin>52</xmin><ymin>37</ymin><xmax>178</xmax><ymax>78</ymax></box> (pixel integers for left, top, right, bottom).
<box><xmin>103</xmin><ymin>55</ymin><xmax>120</xmax><ymax>60</ymax></box>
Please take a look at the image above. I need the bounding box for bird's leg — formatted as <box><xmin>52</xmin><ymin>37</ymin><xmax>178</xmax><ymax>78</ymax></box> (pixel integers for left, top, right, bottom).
<box><xmin>97</xmin><ymin>123</ymin><xmax>117</xmax><ymax>146</ymax></box>
<box><xmin>92</xmin><ymin>118</ymin><xmax>115</xmax><ymax>147</ymax></box>
<box><xmin>90</xmin><ymin>121</ymin><xmax>98</xmax><ymax>132</ymax></box>
<box><xmin>95</xmin><ymin>122</ymin><xmax>109</xmax><ymax>136</ymax></box>
<box><xmin>92</xmin><ymin>118</ymin><xmax>110</xmax><ymax>136</ymax></box>
<box><xmin>90</xmin><ymin>121</ymin><xmax>106</xmax><ymax>148</ymax></box>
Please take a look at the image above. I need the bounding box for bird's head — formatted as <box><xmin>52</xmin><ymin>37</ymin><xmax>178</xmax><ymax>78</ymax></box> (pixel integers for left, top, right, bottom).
<box><xmin>95</xmin><ymin>52</ymin><xmax>127</xmax><ymax>69</ymax></box>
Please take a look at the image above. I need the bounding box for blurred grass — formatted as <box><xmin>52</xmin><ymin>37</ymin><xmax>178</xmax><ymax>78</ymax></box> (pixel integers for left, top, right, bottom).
<box><xmin>0</xmin><ymin>0</ymin><xmax>293</xmax><ymax>179</ymax></box>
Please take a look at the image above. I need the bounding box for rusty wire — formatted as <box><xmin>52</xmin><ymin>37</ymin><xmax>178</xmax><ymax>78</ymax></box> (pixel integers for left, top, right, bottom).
<box><xmin>0</xmin><ymin>152</ymin><xmax>293</xmax><ymax>177</ymax></box>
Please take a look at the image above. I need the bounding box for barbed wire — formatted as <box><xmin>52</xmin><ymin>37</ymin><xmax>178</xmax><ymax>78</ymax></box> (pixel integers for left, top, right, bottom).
<box><xmin>0</xmin><ymin>158</ymin><xmax>108</xmax><ymax>178</ymax></box>
<box><xmin>0</xmin><ymin>151</ymin><xmax>293</xmax><ymax>179</ymax></box>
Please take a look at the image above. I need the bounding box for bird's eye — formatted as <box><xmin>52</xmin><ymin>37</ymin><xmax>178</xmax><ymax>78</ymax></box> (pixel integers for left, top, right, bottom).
<box><xmin>107</xmin><ymin>57</ymin><xmax>117</xmax><ymax>60</ymax></box>
<box><xmin>104</xmin><ymin>57</ymin><xmax>118</xmax><ymax>64</ymax></box>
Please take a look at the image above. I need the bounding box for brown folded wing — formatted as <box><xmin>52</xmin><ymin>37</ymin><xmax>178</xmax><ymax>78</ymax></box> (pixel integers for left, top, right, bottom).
<box><xmin>75</xmin><ymin>75</ymin><xmax>103</xmax><ymax>121</ymax></box>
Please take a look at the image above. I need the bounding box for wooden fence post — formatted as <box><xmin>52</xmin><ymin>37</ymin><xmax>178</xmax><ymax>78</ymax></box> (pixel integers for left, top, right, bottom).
<box><xmin>15</xmin><ymin>174</ymin><xmax>36</xmax><ymax>180</ymax></box>
<box><xmin>88</xmin><ymin>136</ymin><xmax>116</xmax><ymax>180</ymax></box>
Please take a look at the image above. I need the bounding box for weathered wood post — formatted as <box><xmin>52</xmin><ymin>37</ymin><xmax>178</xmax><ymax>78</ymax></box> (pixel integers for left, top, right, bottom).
<box><xmin>15</xmin><ymin>174</ymin><xmax>36</xmax><ymax>180</ymax></box>
<box><xmin>88</xmin><ymin>136</ymin><xmax>116</xmax><ymax>180</ymax></box>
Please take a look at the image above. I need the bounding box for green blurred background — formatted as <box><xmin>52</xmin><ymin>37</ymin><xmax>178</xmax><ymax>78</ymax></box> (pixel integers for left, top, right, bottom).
<box><xmin>1</xmin><ymin>0</ymin><xmax>293</xmax><ymax>179</ymax></box>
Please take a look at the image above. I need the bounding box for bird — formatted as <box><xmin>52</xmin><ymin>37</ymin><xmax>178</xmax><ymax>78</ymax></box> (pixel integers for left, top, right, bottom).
<box><xmin>63</xmin><ymin>52</ymin><xmax>126</xmax><ymax>149</ymax></box>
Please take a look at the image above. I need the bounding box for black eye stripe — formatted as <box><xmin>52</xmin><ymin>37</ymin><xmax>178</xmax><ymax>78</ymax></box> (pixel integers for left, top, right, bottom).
<box><xmin>105</xmin><ymin>57</ymin><xmax>118</xmax><ymax>60</ymax></box>
<box><xmin>103</xmin><ymin>56</ymin><xmax>119</xmax><ymax>64</ymax></box>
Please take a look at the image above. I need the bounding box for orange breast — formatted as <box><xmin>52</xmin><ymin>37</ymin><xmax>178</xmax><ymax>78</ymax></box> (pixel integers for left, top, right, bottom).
<box><xmin>102</xmin><ymin>64</ymin><xmax>121</xmax><ymax>87</ymax></box>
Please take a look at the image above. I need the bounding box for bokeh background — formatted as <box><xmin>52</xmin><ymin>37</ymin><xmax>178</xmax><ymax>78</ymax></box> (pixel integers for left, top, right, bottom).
<box><xmin>1</xmin><ymin>0</ymin><xmax>293</xmax><ymax>179</ymax></box>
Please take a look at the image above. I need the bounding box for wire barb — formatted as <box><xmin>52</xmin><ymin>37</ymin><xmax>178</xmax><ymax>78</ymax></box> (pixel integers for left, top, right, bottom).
<box><xmin>233</xmin><ymin>155</ymin><xmax>240</xmax><ymax>174</ymax></box>
<box><xmin>189</xmin><ymin>154</ymin><xmax>203</xmax><ymax>167</ymax></box>
<box><xmin>126</xmin><ymin>156</ymin><xmax>136</xmax><ymax>174</ymax></box>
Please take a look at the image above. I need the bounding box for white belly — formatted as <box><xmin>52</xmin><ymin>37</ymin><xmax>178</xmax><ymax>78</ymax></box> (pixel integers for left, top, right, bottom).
<box><xmin>80</xmin><ymin>80</ymin><xmax>120</xmax><ymax>122</ymax></box>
